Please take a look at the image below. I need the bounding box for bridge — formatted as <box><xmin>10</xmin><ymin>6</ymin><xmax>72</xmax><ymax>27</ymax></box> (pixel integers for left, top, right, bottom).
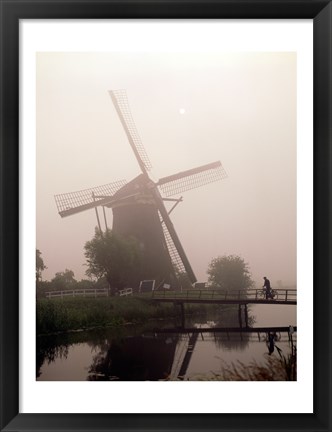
<box><xmin>151</xmin><ymin>288</ymin><xmax>297</xmax><ymax>328</ymax></box>
<box><xmin>151</xmin><ymin>288</ymin><xmax>297</xmax><ymax>304</ymax></box>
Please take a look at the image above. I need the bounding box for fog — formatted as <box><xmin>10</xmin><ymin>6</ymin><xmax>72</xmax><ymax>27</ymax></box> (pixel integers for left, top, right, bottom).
<box><xmin>36</xmin><ymin>52</ymin><xmax>296</xmax><ymax>287</ymax></box>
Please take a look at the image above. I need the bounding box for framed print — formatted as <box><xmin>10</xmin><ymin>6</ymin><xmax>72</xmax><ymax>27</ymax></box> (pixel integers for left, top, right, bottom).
<box><xmin>0</xmin><ymin>0</ymin><xmax>331</xmax><ymax>431</ymax></box>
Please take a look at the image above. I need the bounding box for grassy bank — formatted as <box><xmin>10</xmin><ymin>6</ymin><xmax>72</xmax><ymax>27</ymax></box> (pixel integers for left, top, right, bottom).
<box><xmin>188</xmin><ymin>345</ymin><xmax>297</xmax><ymax>381</ymax></box>
<box><xmin>36</xmin><ymin>296</ymin><xmax>222</xmax><ymax>335</ymax></box>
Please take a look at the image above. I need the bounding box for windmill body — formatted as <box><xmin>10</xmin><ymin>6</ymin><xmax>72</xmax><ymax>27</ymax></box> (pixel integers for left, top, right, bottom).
<box><xmin>55</xmin><ymin>90</ymin><xmax>227</xmax><ymax>292</ymax></box>
<box><xmin>110</xmin><ymin>174</ymin><xmax>177</xmax><ymax>288</ymax></box>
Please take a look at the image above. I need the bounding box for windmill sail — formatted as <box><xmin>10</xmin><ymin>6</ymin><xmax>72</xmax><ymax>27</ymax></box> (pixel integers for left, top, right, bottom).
<box><xmin>157</xmin><ymin>161</ymin><xmax>227</xmax><ymax>197</ymax></box>
<box><xmin>160</xmin><ymin>214</ymin><xmax>196</xmax><ymax>284</ymax></box>
<box><xmin>151</xmin><ymin>188</ymin><xmax>196</xmax><ymax>284</ymax></box>
<box><xmin>109</xmin><ymin>90</ymin><xmax>152</xmax><ymax>174</ymax></box>
<box><xmin>54</xmin><ymin>180</ymin><xmax>127</xmax><ymax>217</ymax></box>
<box><xmin>159</xmin><ymin>213</ymin><xmax>193</xmax><ymax>284</ymax></box>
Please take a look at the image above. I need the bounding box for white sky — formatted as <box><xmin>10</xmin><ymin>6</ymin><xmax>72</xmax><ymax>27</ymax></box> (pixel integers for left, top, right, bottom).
<box><xmin>36</xmin><ymin>51</ymin><xmax>297</xmax><ymax>286</ymax></box>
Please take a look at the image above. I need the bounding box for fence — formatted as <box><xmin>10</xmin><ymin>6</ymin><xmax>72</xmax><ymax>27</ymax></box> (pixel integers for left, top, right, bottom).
<box><xmin>118</xmin><ymin>288</ymin><xmax>133</xmax><ymax>297</ymax></box>
<box><xmin>45</xmin><ymin>288</ymin><xmax>109</xmax><ymax>299</ymax></box>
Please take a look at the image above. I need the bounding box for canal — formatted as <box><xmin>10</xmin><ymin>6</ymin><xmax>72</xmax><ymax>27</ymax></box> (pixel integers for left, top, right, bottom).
<box><xmin>36</xmin><ymin>304</ymin><xmax>296</xmax><ymax>381</ymax></box>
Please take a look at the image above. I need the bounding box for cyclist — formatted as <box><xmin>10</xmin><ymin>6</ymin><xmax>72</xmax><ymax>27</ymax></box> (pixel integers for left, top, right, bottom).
<box><xmin>263</xmin><ymin>276</ymin><xmax>272</xmax><ymax>299</ymax></box>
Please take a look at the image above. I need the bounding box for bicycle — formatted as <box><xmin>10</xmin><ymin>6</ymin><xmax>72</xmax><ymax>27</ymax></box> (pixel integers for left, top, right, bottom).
<box><xmin>257</xmin><ymin>288</ymin><xmax>278</xmax><ymax>300</ymax></box>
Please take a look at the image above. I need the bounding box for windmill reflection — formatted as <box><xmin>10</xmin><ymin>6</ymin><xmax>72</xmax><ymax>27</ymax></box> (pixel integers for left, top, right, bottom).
<box><xmin>87</xmin><ymin>335</ymin><xmax>178</xmax><ymax>381</ymax></box>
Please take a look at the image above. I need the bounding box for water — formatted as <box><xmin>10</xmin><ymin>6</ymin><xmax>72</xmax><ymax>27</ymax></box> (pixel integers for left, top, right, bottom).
<box><xmin>37</xmin><ymin>305</ymin><xmax>296</xmax><ymax>381</ymax></box>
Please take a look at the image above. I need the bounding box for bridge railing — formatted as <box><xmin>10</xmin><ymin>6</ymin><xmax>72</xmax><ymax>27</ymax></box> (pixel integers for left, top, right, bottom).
<box><xmin>151</xmin><ymin>288</ymin><xmax>297</xmax><ymax>302</ymax></box>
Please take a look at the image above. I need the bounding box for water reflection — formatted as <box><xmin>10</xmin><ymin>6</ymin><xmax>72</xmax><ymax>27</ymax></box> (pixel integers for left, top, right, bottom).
<box><xmin>37</xmin><ymin>321</ymin><xmax>296</xmax><ymax>381</ymax></box>
<box><xmin>213</xmin><ymin>331</ymin><xmax>250</xmax><ymax>351</ymax></box>
<box><xmin>87</xmin><ymin>335</ymin><xmax>178</xmax><ymax>381</ymax></box>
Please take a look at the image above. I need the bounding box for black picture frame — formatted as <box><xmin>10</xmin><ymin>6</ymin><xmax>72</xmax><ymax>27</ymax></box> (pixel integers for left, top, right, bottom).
<box><xmin>0</xmin><ymin>1</ymin><xmax>331</xmax><ymax>431</ymax></box>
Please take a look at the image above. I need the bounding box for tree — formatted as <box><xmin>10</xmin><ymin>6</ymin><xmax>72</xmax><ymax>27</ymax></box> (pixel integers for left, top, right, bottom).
<box><xmin>75</xmin><ymin>279</ymin><xmax>95</xmax><ymax>290</ymax></box>
<box><xmin>207</xmin><ymin>254</ymin><xmax>254</xmax><ymax>292</ymax></box>
<box><xmin>36</xmin><ymin>249</ymin><xmax>47</xmax><ymax>283</ymax></box>
<box><xmin>176</xmin><ymin>270</ymin><xmax>193</xmax><ymax>291</ymax></box>
<box><xmin>50</xmin><ymin>269</ymin><xmax>76</xmax><ymax>290</ymax></box>
<box><xmin>84</xmin><ymin>228</ymin><xmax>142</xmax><ymax>295</ymax></box>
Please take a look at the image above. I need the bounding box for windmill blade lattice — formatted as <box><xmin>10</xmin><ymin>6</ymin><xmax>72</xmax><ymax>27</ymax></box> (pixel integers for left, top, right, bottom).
<box><xmin>54</xmin><ymin>180</ymin><xmax>127</xmax><ymax>216</ymax></box>
<box><xmin>157</xmin><ymin>161</ymin><xmax>227</xmax><ymax>197</ymax></box>
<box><xmin>159</xmin><ymin>212</ymin><xmax>192</xmax><ymax>282</ymax></box>
<box><xmin>110</xmin><ymin>90</ymin><xmax>152</xmax><ymax>174</ymax></box>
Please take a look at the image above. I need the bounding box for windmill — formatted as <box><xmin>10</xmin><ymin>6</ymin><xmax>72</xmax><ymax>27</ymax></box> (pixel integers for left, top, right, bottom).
<box><xmin>54</xmin><ymin>90</ymin><xmax>227</xmax><ymax>290</ymax></box>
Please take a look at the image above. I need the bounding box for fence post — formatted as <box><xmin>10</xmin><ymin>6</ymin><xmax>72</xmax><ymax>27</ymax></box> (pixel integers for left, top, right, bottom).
<box><xmin>285</xmin><ymin>290</ymin><xmax>288</xmax><ymax>301</ymax></box>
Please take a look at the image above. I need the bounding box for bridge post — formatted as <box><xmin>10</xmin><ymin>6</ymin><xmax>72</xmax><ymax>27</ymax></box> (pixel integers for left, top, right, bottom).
<box><xmin>175</xmin><ymin>302</ymin><xmax>185</xmax><ymax>328</ymax></box>
<box><xmin>244</xmin><ymin>304</ymin><xmax>249</xmax><ymax>328</ymax></box>
<box><xmin>238</xmin><ymin>304</ymin><xmax>243</xmax><ymax>328</ymax></box>
<box><xmin>180</xmin><ymin>302</ymin><xmax>185</xmax><ymax>328</ymax></box>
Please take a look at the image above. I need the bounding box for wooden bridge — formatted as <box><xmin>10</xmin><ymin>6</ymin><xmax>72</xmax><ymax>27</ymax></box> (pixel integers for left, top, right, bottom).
<box><xmin>151</xmin><ymin>288</ymin><xmax>297</xmax><ymax>328</ymax></box>
<box><xmin>151</xmin><ymin>288</ymin><xmax>297</xmax><ymax>305</ymax></box>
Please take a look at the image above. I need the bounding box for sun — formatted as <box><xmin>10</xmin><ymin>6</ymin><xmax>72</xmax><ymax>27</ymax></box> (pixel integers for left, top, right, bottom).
<box><xmin>179</xmin><ymin>108</ymin><xmax>186</xmax><ymax>115</ymax></box>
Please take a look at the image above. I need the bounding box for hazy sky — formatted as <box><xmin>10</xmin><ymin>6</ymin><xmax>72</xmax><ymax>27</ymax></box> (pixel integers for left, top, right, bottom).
<box><xmin>36</xmin><ymin>51</ymin><xmax>296</xmax><ymax>286</ymax></box>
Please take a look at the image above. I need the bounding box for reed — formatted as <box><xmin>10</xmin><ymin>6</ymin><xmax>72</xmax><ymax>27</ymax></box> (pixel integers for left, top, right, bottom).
<box><xmin>190</xmin><ymin>347</ymin><xmax>297</xmax><ymax>381</ymax></box>
<box><xmin>36</xmin><ymin>296</ymin><xmax>216</xmax><ymax>335</ymax></box>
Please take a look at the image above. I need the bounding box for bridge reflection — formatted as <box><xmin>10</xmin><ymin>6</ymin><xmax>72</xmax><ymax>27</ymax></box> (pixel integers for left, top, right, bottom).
<box><xmin>157</xmin><ymin>327</ymin><xmax>296</xmax><ymax>380</ymax></box>
<box><xmin>153</xmin><ymin>325</ymin><xmax>297</xmax><ymax>334</ymax></box>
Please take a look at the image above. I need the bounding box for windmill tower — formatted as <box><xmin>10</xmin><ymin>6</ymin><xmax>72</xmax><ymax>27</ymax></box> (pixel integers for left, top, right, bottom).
<box><xmin>54</xmin><ymin>90</ymin><xmax>227</xmax><ymax>290</ymax></box>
